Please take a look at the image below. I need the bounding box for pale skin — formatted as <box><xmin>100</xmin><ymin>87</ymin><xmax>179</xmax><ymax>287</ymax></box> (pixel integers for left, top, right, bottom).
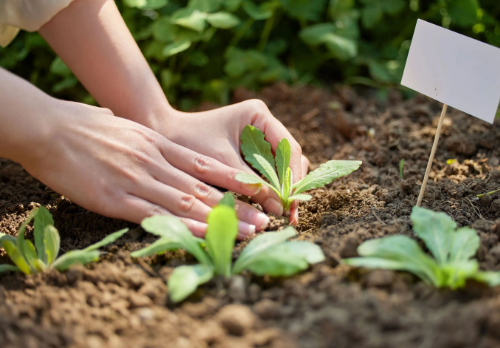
<box><xmin>0</xmin><ymin>0</ymin><xmax>309</xmax><ymax>239</ymax></box>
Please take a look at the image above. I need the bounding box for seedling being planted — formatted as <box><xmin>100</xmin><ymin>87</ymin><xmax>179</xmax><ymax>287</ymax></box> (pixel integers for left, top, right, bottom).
<box><xmin>0</xmin><ymin>207</ymin><xmax>128</xmax><ymax>274</ymax></box>
<box><xmin>343</xmin><ymin>206</ymin><xmax>500</xmax><ymax>289</ymax></box>
<box><xmin>235</xmin><ymin>125</ymin><xmax>361</xmax><ymax>215</ymax></box>
<box><xmin>131</xmin><ymin>193</ymin><xmax>325</xmax><ymax>302</ymax></box>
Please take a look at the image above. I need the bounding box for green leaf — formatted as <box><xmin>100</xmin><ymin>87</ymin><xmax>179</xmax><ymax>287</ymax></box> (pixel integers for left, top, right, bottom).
<box><xmin>292</xmin><ymin>160</ymin><xmax>361</xmax><ymax>194</ymax></box>
<box><xmin>474</xmin><ymin>271</ymin><xmax>500</xmax><ymax>287</ymax></box>
<box><xmin>44</xmin><ymin>225</ymin><xmax>60</xmax><ymax>266</ymax></box>
<box><xmin>275</xmin><ymin>138</ymin><xmax>291</xmax><ymax>189</ymax></box>
<box><xmin>382</xmin><ymin>0</ymin><xmax>405</xmax><ymax>15</ymax></box>
<box><xmin>207</xmin><ymin>12</ymin><xmax>240</xmax><ymax>29</ymax></box>
<box><xmin>130</xmin><ymin>238</ymin><xmax>182</xmax><ymax>258</ymax></box>
<box><xmin>205</xmin><ymin>205</ymin><xmax>238</xmax><ymax>277</ymax></box>
<box><xmin>242</xmin><ymin>241</ymin><xmax>325</xmax><ymax>276</ymax></box>
<box><xmin>141</xmin><ymin>216</ymin><xmax>212</xmax><ymax>265</ymax></box>
<box><xmin>84</xmin><ymin>228</ymin><xmax>129</xmax><ymax>252</ymax></box>
<box><xmin>282</xmin><ymin>167</ymin><xmax>292</xmax><ymax>204</ymax></box>
<box><xmin>51</xmin><ymin>250</ymin><xmax>100</xmax><ymax>271</ymax></box>
<box><xmin>287</xmin><ymin>194</ymin><xmax>312</xmax><ymax>201</ymax></box>
<box><xmin>449</xmin><ymin>227</ymin><xmax>479</xmax><ymax>263</ymax></box>
<box><xmin>0</xmin><ymin>233</ymin><xmax>17</xmax><ymax>246</ymax></box>
<box><xmin>218</xmin><ymin>192</ymin><xmax>236</xmax><ymax>208</ymax></box>
<box><xmin>17</xmin><ymin>209</ymin><xmax>37</xmax><ymax>271</ymax></box>
<box><xmin>235</xmin><ymin>172</ymin><xmax>281</xmax><ymax>196</ymax></box>
<box><xmin>279</xmin><ymin>0</ymin><xmax>328</xmax><ymax>22</ymax></box>
<box><xmin>448</xmin><ymin>0</ymin><xmax>479</xmax><ymax>27</ymax></box>
<box><xmin>50</xmin><ymin>57</ymin><xmax>72</xmax><ymax>77</ymax></box>
<box><xmin>361</xmin><ymin>5</ymin><xmax>383</xmax><ymax>28</ymax></box>
<box><xmin>242</xmin><ymin>1</ymin><xmax>274</xmax><ymax>20</ymax></box>
<box><xmin>0</xmin><ymin>264</ymin><xmax>20</xmax><ymax>273</ymax></box>
<box><xmin>411</xmin><ymin>207</ymin><xmax>456</xmax><ymax>265</ymax></box>
<box><xmin>153</xmin><ymin>17</ymin><xmax>177</xmax><ymax>43</ymax></box>
<box><xmin>299</xmin><ymin>23</ymin><xmax>336</xmax><ymax>46</ymax></box>
<box><xmin>34</xmin><ymin>206</ymin><xmax>53</xmax><ymax>264</ymax></box>
<box><xmin>3</xmin><ymin>240</ymin><xmax>31</xmax><ymax>275</ymax></box>
<box><xmin>22</xmin><ymin>240</ymin><xmax>39</xmax><ymax>271</ymax></box>
<box><xmin>343</xmin><ymin>235</ymin><xmax>442</xmax><ymax>286</ymax></box>
<box><xmin>442</xmin><ymin>260</ymin><xmax>478</xmax><ymax>289</ymax></box>
<box><xmin>324</xmin><ymin>33</ymin><xmax>357</xmax><ymax>60</ymax></box>
<box><xmin>233</xmin><ymin>227</ymin><xmax>296</xmax><ymax>274</ymax></box>
<box><xmin>168</xmin><ymin>264</ymin><xmax>214</xmax><ymax>303</ymax></box>
<box><xmin>171</xmin><ymin>8</ymin><xmax>208</xmax><ymax>32</ymax></box>
<box><xmin>123</xmin><ymin>0</ymin><xmax>167</xmax><ymax>9</ymax></box>
<box><xmin>163</xmin><ymin>40</ymin><xmax>192</xmax><ymax>57</ymax></box>
<box><xmin>240</xmin><ymin>125</ymin><xmax>280</xmax><ymax>190</ymax></box>
<box><xmin>224</xmin><ymin>0</ymin><xmax>242</xmax><ymax>11</ymax></box>
<box><xmin>188</xmin><ymin>0</ymin><xmax>222</xmax><ymax>12</ymax></box>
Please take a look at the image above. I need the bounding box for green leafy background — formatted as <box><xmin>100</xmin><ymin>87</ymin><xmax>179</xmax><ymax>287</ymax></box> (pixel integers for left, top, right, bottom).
<box><xmin>2</xmin><ymin>0</ymin><xmax>499</xmax><ymax>108</ymax></box>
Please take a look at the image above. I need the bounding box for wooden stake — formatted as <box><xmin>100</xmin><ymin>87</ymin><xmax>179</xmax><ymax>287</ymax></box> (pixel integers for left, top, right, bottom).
<box><xmin>416</xmin><ymin>104</ymin><xmax>448</xmax><ymax>207</ymax></box>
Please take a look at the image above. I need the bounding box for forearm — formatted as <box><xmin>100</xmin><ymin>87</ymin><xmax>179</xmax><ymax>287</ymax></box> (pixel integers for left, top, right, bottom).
<box><xmin>39</xmin><ymin>0</ymin><xmax>171</xmax><ymax>127</ymax></box>
<box><xmin>0</xmin><ymin>68</ymin><xmax>55</xmax><ymax>163</ymax></box>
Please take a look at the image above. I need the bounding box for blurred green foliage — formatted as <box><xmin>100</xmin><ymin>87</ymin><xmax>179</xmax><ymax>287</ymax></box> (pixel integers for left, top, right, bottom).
<box><xmin>2</xmin><ymin>0</ymin><xmax>500</xmax><ymax>108</ymax></box>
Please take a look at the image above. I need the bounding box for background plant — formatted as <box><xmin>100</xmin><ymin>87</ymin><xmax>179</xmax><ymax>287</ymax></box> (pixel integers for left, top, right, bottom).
<box><xmin>343</xmin><ymin>206</ymin><xmax>500</xmax><ymax>289</ymax></box>
<box><xmin>2</xmin><ymin>0</ymin><xmax>499</xmax><ymax>108</ymax></box>
<box><xmin>0</xmin><ymin>207</ymin><xmax>128</xmax><ymax>274</ymax></box>
<box><xmin>131</xmin><ymin>193</ymin><xmax>325</xmax><ymax>302</ymax></box>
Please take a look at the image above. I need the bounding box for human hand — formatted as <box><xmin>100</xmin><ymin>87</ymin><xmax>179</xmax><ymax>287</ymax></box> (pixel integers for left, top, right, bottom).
<box><xmin>156</xmin><ymin>99</ymin><xmax>310</xmax><ymax>225</ymax></box>
<box><xmin>18</xmin><ymin>100</ymin><xmax>271</xmax><ymax>239</ymax></box>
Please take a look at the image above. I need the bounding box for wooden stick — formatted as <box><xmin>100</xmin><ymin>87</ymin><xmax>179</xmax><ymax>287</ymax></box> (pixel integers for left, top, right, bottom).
<box><xmin>416</xmin><ymin>104</ymin><xmax>448</xmax><ymax>207</ymax></box>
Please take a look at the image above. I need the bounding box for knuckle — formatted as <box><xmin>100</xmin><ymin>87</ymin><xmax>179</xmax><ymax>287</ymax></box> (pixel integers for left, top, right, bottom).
<box><xmin>178</xmin><ymin>195</ymin><xmax>196</xmax><ymax>213</ymax></box>
<box><xmin>130</xmin><ymin>149</ymin><xmax>154</xmax><ymax>166</ymax></box>
<box><xmin>194</xmin><ymin>182</ymin><xmax>213</xmax><ymax>200</ymax></box>
<box><xmin>193</xmin><ymin>155</ymin><xmax>212</xmax><ymax>174</ymax></box>
<box><xmin>148</xmin><ymin>205</ymin><xmax>167</xmax><ymax>217</ymax></box>
<box><xmin>248</xmin><ymin>99</ymin><xmax>268</xmax><ymax>112</ymax></box>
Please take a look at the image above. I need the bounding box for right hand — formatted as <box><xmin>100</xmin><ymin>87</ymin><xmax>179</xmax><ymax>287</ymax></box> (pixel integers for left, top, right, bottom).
<box><xmin>20</xmin><ymin>100</ymin><xmax>270</xmax><ymax>239</ymax></box>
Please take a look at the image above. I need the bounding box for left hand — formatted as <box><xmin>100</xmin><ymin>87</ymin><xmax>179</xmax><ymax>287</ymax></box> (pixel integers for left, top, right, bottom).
<box><xmin>156</xmin><ymin>99</ymin><xmax>310</xmax><ymax>225</ymax></box>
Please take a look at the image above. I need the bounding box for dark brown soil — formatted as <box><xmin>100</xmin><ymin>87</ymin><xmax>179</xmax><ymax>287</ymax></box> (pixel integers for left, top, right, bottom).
<box><xmin>2</xmin><ymin>83</ymin><xmax>500</xmax><ymax>348</ymax></box>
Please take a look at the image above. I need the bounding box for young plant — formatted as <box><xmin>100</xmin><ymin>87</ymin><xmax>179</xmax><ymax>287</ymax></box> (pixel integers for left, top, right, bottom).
<box><xmin>131</xmin><ymin>193</ymin><xmax>325</xmax><ymax>302</ymax></box>
<box><xmin>343</xmin><ymin>206</ymin><xmax>500</xmax><ymax>289</ymax></box>
<box><xmin>235</xmin><ymin>125</ymin><xmax>361</xmax><ymax>213</ymax></box>
<box><xmin>0</xmin><ymin>207</ymin><xmax>128</xmax><ymax>274</ymax></box>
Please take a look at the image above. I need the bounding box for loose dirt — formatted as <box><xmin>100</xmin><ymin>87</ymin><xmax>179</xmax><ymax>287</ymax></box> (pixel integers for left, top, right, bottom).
<box><xmin>2</xmin><ymin>83</ymin><xmax>500</xmax><ymax>348</ymax></box>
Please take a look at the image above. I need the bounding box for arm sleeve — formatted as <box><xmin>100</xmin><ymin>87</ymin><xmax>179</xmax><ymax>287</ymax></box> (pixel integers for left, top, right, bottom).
<box><xmin>0</xmin><ymin>0</ymin><xmax>75</xmax><ymax>47</ymax></box>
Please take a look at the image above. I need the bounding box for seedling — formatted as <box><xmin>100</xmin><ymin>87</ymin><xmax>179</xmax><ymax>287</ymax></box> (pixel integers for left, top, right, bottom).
<box><xmin>343</xmin><ymin>206</ymin><xmax>500</xmax><ymax>289</ymax></box>
<box><xmin>235</xmin><ymin>125</ymin><xmax>361</xmax><ymax>213</ymax></box>
<box><xmin>0</xmin><ymin>207</ymin><xmax>128</xmax><ymax>274</ymax></box>
<box><xmin>131</xmin><ymin>193</ymin><xmax>325</xmax><ymax>302</ymax></box>
<box><xmin>476</xmin><ymin>188</ymin><xmax>500</xmax><ymax>199</ymax></box>
<box><xmin>399</xmin><ymin>159</ymin><xmax>405</xmax><ymax>179</ymax></box>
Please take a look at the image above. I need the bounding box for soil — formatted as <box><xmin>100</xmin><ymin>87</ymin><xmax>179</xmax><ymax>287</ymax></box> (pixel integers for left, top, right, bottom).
<box><xmin>2</xmin><ymin>83</ymin><xmax>500</xmax><ymax>348</ymax></box>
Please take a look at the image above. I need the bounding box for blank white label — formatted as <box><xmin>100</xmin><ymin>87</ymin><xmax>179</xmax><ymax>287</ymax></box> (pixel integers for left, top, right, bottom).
<box><xmin>401</xmin><ymin>19</ymin><xmax>500</xmax><ymax>124</ymax></box>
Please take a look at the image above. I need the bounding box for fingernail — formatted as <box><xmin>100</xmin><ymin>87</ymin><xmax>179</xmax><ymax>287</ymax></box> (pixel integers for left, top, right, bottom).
<box><xmin>242</xmin><ymin>183</ymin><xmax>262</xmax><ymax>195</ymax></box>
<box><xmin>250</xmin><ymin>212</ymin><xmax>270</xmax><ymax>231</ymax></box>
<box><xmin>238</xmin><ymin>221</ymin><xmax>256</xmax><ymax>237</ymax></box>
<box><xmin>263</xmin><ymin>198</ymin><xmax>283</xmax><ymax>217</ymax></box>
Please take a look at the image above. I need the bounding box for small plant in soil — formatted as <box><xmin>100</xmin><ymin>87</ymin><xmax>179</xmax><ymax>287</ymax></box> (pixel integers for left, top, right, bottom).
<box><xmin>343</xmin><ymin>206</ymin><xmax>500</xmax><ymax>289</ymax></box>
<box><xmin>0</xmin><ymin>207</ymin><xmax>128</xmax><ymax>274</ymax></box>
<box><xmin>235</xmin><ymin>125</ymin><xmax>361</xmax><ymax>214</ymax></box>
<box><xmin>131</xmin><ymin>193</ymin><xmax>325</xmax><ymax>302</ymax></box>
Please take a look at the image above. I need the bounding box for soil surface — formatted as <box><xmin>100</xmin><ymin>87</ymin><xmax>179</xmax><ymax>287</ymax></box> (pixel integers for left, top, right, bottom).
<box><xmin>2</xmin><ymin>83</ymin><xmax>500</xmax><ymax>348</ymax></box>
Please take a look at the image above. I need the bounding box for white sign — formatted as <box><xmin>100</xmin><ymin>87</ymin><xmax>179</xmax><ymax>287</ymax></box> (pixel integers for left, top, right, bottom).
<box><xmin>401</xmin><ymin>19</ymin><xmax>500</xmax><ymax>124</ymax></box>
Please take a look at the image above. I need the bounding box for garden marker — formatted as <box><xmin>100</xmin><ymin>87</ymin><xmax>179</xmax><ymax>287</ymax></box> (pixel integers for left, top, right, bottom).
<box><xmin>401</xmin><ymin>19</ymin><xmax>500</xmax><ymax>206</ymax></box>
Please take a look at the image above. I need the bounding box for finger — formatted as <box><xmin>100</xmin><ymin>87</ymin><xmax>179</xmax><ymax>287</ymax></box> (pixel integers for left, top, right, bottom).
<box><xmin>119</xmin><ymin>194</ymin><xmax>208</xmax><ymax>237</ymax></box>
<box><xmin>289</xmin><ymin>201</ymin><xmax>299</xmax><ymax>226</ymax></box>
<box><xmin>251</xmin><ymin>185</ymin><xmax>284</xmax><ymax>217</ymax></box>
<box><xmin>246</xmin><ymin>100</ymin><xmax>304</xmax><ymax>183</ymax></box>
<box><xmin>301</xmin><ymin>155</ymin><xmax>310</xmax><ymax>177</ymax></box>
<box><xmin>150</xmin><ymin>162</ymin><xmax>269</xmax><ymax>232</ymax></box>
<box><xmin>162</xmin><ymin>142</ymin><xmax>264</xmax><ymax>197</ymax></box>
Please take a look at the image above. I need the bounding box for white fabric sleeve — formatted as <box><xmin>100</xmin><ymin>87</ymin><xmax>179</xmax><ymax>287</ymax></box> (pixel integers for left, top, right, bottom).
<box><xmin>0</xmin><ymin>0</ymin><xmax>75</xmax><ymax>47</ymax></box>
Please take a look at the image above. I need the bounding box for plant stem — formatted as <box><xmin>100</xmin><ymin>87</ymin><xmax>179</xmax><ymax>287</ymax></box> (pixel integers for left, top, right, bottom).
<box><xmin>258</xmin><ymin>15</ymin><xmax>274</xmax><ymax>51</ymax></box>
<box><xmin>477</xmin><ymin>188</ymin><xmax>500</xmax><ymax>198</ymax></box>
<box><xmin>230</xmin><ymin>18</ymin><xmax>254</xmax><ymax>47</ymax></box>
